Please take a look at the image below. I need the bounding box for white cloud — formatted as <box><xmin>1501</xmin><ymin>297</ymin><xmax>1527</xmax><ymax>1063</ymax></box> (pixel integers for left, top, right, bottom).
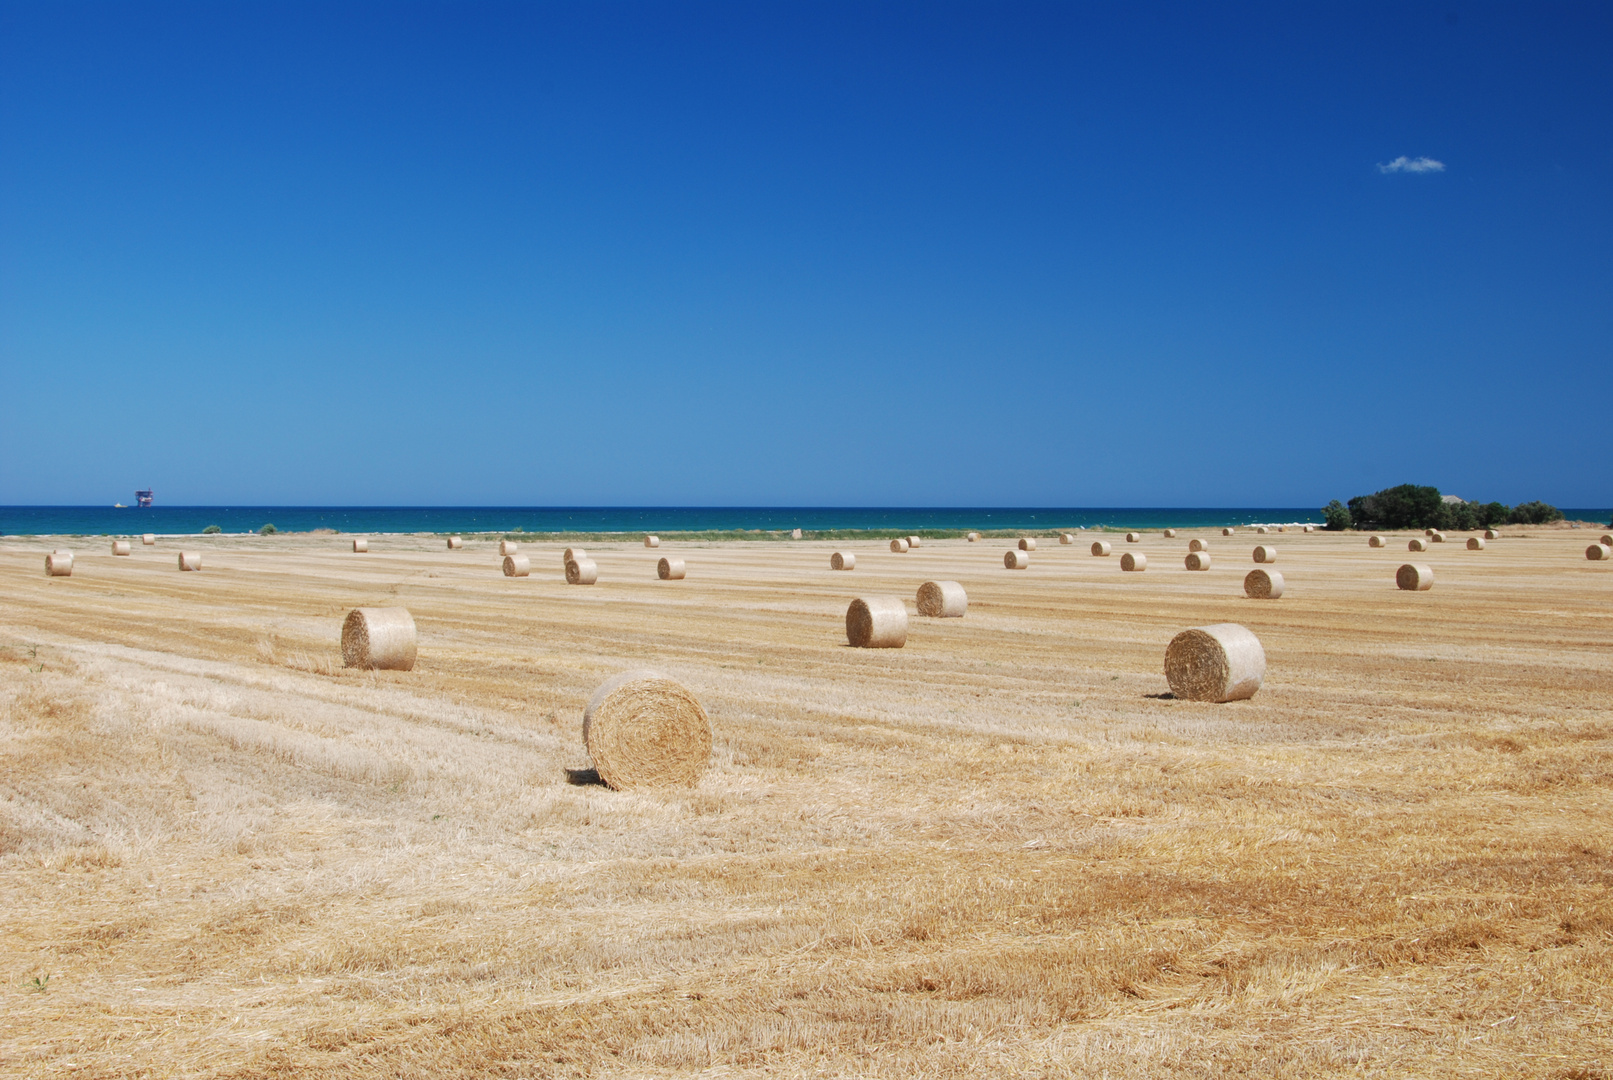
<box><xmin>1378</xmin><ymin>155</ymin><xmax>1446</xmax><ymax>174</ymax></box>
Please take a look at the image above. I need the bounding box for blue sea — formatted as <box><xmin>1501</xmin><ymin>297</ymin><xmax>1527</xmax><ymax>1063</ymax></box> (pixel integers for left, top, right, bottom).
<box><xmin>2</xmin><ymin>506</ymin><xmax>1607</xmax><ymax>537</ymax></box>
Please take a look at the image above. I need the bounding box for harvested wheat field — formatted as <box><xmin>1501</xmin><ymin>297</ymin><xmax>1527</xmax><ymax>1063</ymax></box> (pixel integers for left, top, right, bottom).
<box><xmin>0</xmin><ymin>528</ymin><xmax>1610</xmax><ymax>1078</ymax></box>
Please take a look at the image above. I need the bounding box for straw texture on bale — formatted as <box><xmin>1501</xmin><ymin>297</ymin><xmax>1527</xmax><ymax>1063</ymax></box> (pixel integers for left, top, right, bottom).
<box><xmin>1004</xmin><ymin>549</ymin><xmax>1030</xmax><ymax>569</ymax></box>
<box><xmin>566</xmin><ymin>558</ymin><xmax>598</xmax><ymax>585</ymax></box>
<box><xmin>341</xmin><ymin>607</ymin><xmax>417</xmax><ymax>671</ymax></box>
<box><xmin>1485</xmin><ymin>529</ymin><xmax>1501</xmax><ymax>540</ymax></box>
<box><xmin>1467</xmin><ymin>537</ymin><xmax>1485</xmax><ymax>550</ymax></box>
<box><xmin>583</xmin><ymin>670</ymin><xmax>712</xmax><ymax>790</ymax></box>
<box><xmin>916</xmin><ymin>580</ymin><xmax>967</xmax><ymax>618</ymax></box>
<box><xmin>907</xmin><ymin>536</ymin><xmax>922</xmax><ymax>548</ymax></box>
<box><xmin>966</xmin><ymin>532</ymin><xmax>980</xmax><ymax>542</ymax></box>
<box><xmin>890</xmin><ymin>538</ymin><xmax>910</xmax><ymax>553</ymax></box>
<box><xmin>1060</xmin><ymin>533</ymin><xmax>1075</xmax><ymax>544</ymax></box>
<box><xmin>112</xmin><ymin>540</ymin><xmax>131</xmax><ymax>556</ymax></box>
<box><xmin>1164</xmin><ymin>623</ymin><xmax>1265</xmax><ymax>703</ymax></box>
<box><xmin>644</xmin><ymin>535</ymin><xmax>660</xmax><ymax>548</ymax></box>
<box><xmin>1409</xmin><ymin>538</ymin><xmax>1428</xmax><ymax>552</ymax></box>
<box><xmin>1245</xmin><ymin>568</ymin><xmax>1284</xmax><ymax>599</ymax></box>
<box><xmin>352</xmin><ymin>539</ymin><xmax>369</xmax><ymax>553</ymax></box>
<box><xmin>1397</xmin><ymin>564</ymin><xmax>1434</xmax><ymax>591</ymax></box>
<box><xmin>1252</xmin><ymin>545</ymin><xmax>1276</xmax><ymax>564</ymax></box>
<box><xmin>1588</xmin><ymin>544</ymin><xmax>1612</xmax><ymax>562</ymax></box>
<box><xmin>1222</xmin><ymin>528</ymin><xmax>1235</xmax><ymax>536</ymax></box>
<box><xmin>1121</xmin><ymin>552</ymin><xmax>1146</xmax><ymax>572</ymax></box>
<box><xmin>791</xmin><ymin>528</ymin><xmax>802</xmax><ymax>539</ymax></box>
<box><xmin>1091</xmin><ymin>540</ymin><xmax>1112</xmax><ymax>556</ymax></box>
<box><xmin>830</xmin><ymin>551</ymin><xmax>855</xmax><ymax>571</ymax></box>
<box><xmin>446</xmin><ymin>536</ymin><xmax>463</xmax><ymax>549</ymax></box>
<box><xmin>563</xmin><ymin>547</ymin><xmax>586</xmax><ymax>565</ymax></box>
<box><xmin>500</xmin><ymin>541</ymin><xmax>519</xmax><ymax>556</ymax></box>
<box><xmin>846</xmin><ymin>597</ymin><xmax>908</xmax><ymax>648</ymax></box>
<box><xmin>45</xmin><ymin>553</ymin><xmax>72</xmax><ymax>577</ymax></box>
<box><xmin>1164</xmin><ymin>529</ymin><xmax>1177</xmax><ymax>538</ymax></box>
<box><xmin>141</xmin><ymin>533</ymin><xmax>155</xmax><ymax>545</ymax></box>
<box><xmin>657</xmin><ymin>557</ymin><xmax>686</xmax><ymax>580</ymax></box>
<box><xmin>1018</xmin><ymin>538</ymin><xmax>1036</xmax><ymax>551</ymax></box>
<box><xmin>1189</xmin><ymin>538</ymin><xmax>1209</xmax><ymax>552</ymax></box>
<box><xmin>502</xmin><ymin>555</ymin><xmax>531</xmax><ymax>577</ymax></box>
<box><xmin>1126</xmin><ymin>532</ymin><xmax>1141</xmax><ymax>543</ymax></box>
<box><xmin>1369</xmin><ymin>535</ymin><xmax>1386</xmax><ymax>548</ymax></box>
<box><xmin>178</xmin><ymin>552</ymin><xmax>202</xmax><ymax>572</ymax></box>
<box><xmin>1186</xmin><ymin>551</ymin><xmax>1211</xmax><ymax>571</ymax></box>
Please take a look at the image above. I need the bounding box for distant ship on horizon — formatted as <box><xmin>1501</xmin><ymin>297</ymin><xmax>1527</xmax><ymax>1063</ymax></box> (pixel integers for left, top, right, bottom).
<box><xmin>136</xmin><ymin>488</ymin><xmax>153</xmax><ymax>508</ymax></box>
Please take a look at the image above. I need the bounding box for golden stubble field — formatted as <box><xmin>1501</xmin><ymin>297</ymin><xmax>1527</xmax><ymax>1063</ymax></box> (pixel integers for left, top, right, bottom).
<box><xmin>0</xmin><ymin>527</ymin><xmax>1609</xmax><ymax>1078</ymax></box>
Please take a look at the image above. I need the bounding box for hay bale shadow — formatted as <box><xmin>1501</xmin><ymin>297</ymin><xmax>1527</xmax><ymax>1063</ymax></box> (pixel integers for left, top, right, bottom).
<box><xmin>564</xmin><ymin>767</ymin><xmax>606</xmax><ymax>786</ymax></box>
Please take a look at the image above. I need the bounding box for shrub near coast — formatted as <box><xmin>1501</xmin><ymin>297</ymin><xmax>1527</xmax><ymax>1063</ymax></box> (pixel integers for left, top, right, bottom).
<box><xmin>1323</xmin><ymin>484</ymin><xmax>1561</xmax><ymax>531</ymax></box>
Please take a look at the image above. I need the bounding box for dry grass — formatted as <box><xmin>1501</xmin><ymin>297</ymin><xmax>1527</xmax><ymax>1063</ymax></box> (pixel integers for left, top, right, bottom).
<box><xmin>0</xmin><ymin>529</ymin><xmax>1610</xmax><ymax>1077</ymax></box>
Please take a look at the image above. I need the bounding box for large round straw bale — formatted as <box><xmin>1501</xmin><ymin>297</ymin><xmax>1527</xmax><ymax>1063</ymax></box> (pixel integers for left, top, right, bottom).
<box><xmin>352</xmin><ymin>538</ymin><xmax>369</xmax><ymax>553</ymax></box>
<box><xmin>1222</xmin><ymin>527</ymin><xmax>1235</xmax><ymax>536</ymax></box>
<box><xmin>1245</xmin><ymin>568</ymin><xmax>1284</xmax><ymax>599</ymax></box>
<box><xmin>1185</xmin><ymin>551</ymin><xmax>1211</xmax><ymax>571</ymax></box>
<box><xmin>1252</xmin><ymin>545</ymin><xmax>1276</xmax><ymax>564</ymax></box>
<box><xmin>1018</xmin><ymin>537</ymin><xmax>1036</xmax><ymax>551</ymax></box>
<box><xmin>890</xmin><ymin>538</ymin><xmax>910</xmax><ymax>553</ymax></box>
<box><xmin>1164</xmin><ymin>623</ymin><xmax>1265</xmax><ymax>702</ymax></box>
<box><xmin>500</xmin><ymin>540</ymin><xmax>519</xmax><ymax>556</ymax></box>
<box><xmin>907</xmin><ymin>535</ymin><xmax>922</xmax><ymax>549</ymax></box>
<box><xmin>583</xmin><ymin>670</ymin><xmax>711</xmax><ymax>790</ymax></box>
<box><xmin>1060</xmin><ymin>532</ymin><xmax>1074</xmax><ymax>544</ymax></box>
<box><xmin>1091</xmin><ymin>540</ymin><xmax>1112</xmax><ymax>556</ymax></box>
<box><xmin>1188</xmin><ymin>538</ymin><xmax>1209</xmax><ymax>552</ymax></box>
<box><xmin>1587</xmin><ymin>544</ymin><xmax>1612</xmax><ymax>562</ymax></box>
<box><xmin>830</xmin><ymin>551</ymin><xmax>855</xmax><ymax>570</ymax></box>
<box><xmin>1004</xmin><ymin>549</ymin><xmax>1030</xmax><ymax>569</ymax></box>
<box><xmin>446</xmin><ymin>536</ymin><xmax>463</xmax><ymax>549</ymax></box>
<box><xmin>916</xmin><ymin>580</ymin><xmax>966</xmax><ymax>617</ymax></box>
<box><xmin>141</xmin><ymin>533</ymin><xmax>155</xmax><ymax>546</ymax></box>
<box><xmin>563</xmin><ymin>547</ymin><xmax>586</xmax><ymax>565</ymax></box>
<box><xmin>644</xmin><ymin>535</ymin><xmax>660</xmax><ymax>548</ymax></box>
<box><xmin>45</xmin><ymin>552</ymin><xmax>72</xmax><ymax>576</ymax></box>
<box><xmin>1408</xmin><ymin>538</ymin><xmax>1428</xmax><ymax>552</ymax></box>
<box><xmin>341</xmin><ymin>607</ymin><xmax>417</xmax><ymax>670</ymax></box>
<box><xmin>566</xmin><ymin>558</ymin><xmax>598</xmax><ymax>585</ymax></box>
<box><xmin>966</xmin><ymin>532</ymin><xmax>980</xmax><ymax>542</ymax></box>
<box><xmin>178</xmin><ymin>551</ymin><xmax>202</xmax><ymax>572</ymax></box>
<box><xmin>1126</xmin><ymin>532</ymin><xmax>1141</xmax><ymax>543</ymax></box>
<box><xmin>503</xmin><ymin>554</ymin><xmax>531</xmax><ymax>577</ymax></box>
<box><xmin>658</xmin><ymin>557</ymin><xmax>686</xmax><ymax>580</ymax></box>
<box><xmin>112</xmin><ymin>540</ymin><xmax>131</xmax><ymax>556</ymax></box>
<box><xmin>1121</xmin><ymin>552</ymin><xmax>1146</xmax><ymax>572</ymax></box>
<box><xmin>1466</xmin><ymin>537</ymin><xmax>1485</xmax><ymax>550</ymax></box>
<box><xmin>1485</xmin><ymin>529</ymin><xmax>1501</xmax><ymax>540</ymax></box>
<box><xmin>1429</xmin><ymin>531</ymin><xmax>1446</xmax><ymax>543</ymax></box>
<box><xmin>1397</xmin><ymin>563</ymin><xmax>1434</xmax><ymax>590</ymax></box>
<box><xmin>1369</xmin><ymin>535</ymin><xmax>1386</xmax><ymax>548</ymax></box>
<box><xmin>847</xmin><ymin>597</ymin><xmax>908</xmax><ymax>647</ymax></box>
<box><xmin>1257</xmin><ymin>526</ymin><xmax>1269</xmax><ymax>534</ymax></box>
<box><xmin>791</xmin><ymin>528</ymin><xmax>803</xmax><ymax>539</ymax></box>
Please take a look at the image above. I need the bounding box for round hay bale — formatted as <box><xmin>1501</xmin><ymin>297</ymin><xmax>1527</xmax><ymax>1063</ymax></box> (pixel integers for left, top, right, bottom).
<box><xmin>341</xmin><ymin>607</ymin><xmax>417</xmax><ymax>670</ymax></box>
<box><xmin>502</xmin><ymin>554</ymin><xmax>531</xmax><ymax>577</ymax></box>
<box><xmin>1429</xmin><ymin>531</ymin><xmax>1446</xmax><ymax>543</ymax></box>
<box><xmin>1424</xmin><ymin>529</ymin><xmax>1436</xmax><ymax>537</ymax></box>
<box><xmin>916</xmin><ymin>580</ymin><xmax>966</xmax><ymax>618</ymax></box>
<box><xmin>907</xmin><ymin>535</ymin><xmax>922</xmax><ymax>549</ymax></box>
<box><xmin>178</xmin><ymin>551</ymin><xmax>202</xmax><ymax>572</ymax></box>
<box><xmin>566</xmin><ymin>558</ymin><xmax>598</xmax><ymax>585</ymax></box>
<box><xmin>791</xmin><ymin>528</ymin><xmax>802</xmax><ymax>540</ymax></box>
<box><xmin>446</xmin><ymin>536</ymin><xmax>463</xmax><ymax>549</ymax></box>
<box><xmin>1466</xmin><ymin>537</ymin><xmax>1485</xmax><ymax>550</ymax></box>
<box><xmin>500</xmin><ymin>541</ymin><xmax>519</xmax><ymax>556</ymax></box>
<box><xmin>830</xmin><ymin>551</ymin><xmax>855</xmax><ymax>571</ymax></box>
<box><xmin>890</xmin><ymin>538</ymin><xmax>909</xmax><ymax>553</ymax></box>
<box><xmin>1091</xmin><ymin>540</ymin><xmax>1112</xmax><ymax>556</ymax></box>
<box><xmin>141</xmin><ymin>533</ymin><xmax>155</xmax><ymax>546</ymax></box>
<box><xmin>563</xmin><ymin>547</ymin><xmax>587</xmax><ymax>565</ymax></box>
<box><xmin>1601</xmin><ymin>534</ymin><xmax>1613</xmax><ymax>547</ymax></box>
<box><xmin>966</xmin><ymin>532</ymin><xmax>980</xmax><ymax>542</ymax></box>
<box><xmin>1397</xmin><ymin>563</ymin><xmax>1434</xmax><ymax>590</ymax></box>
<box><xmin>1245</xmin><ymin>568</ymin><xmax>1284</xmax><ymax>599</ymax></box>
<box><xmin>1164</xmin><ymin>529</ymin><xmax>1177</xmax><ymax>538</ymax></box>
<box><xmin>352</xmin><ymin>539</ymin><xmax>369</xmax><ymax>553</ymax></box>
<box><xmin>112</xmin><ymin>540</ymin><xmax>131</xmax><ymax>556</ymax></box>
<box><xmin>1485</xmin><ymin>529</ymin><xmax>1501</xmax><ymax>540</ymax></box>
<box><xmin>657</xmin><ymin>557</ymin><xmax>686</xmax><ymax>580</ymax></box>
<box><xmin>1060</xmin><ymin>532</ymin><xmax>1074</xmax><ymax>544</ymax></box>
<box><xmin>1121</xmin><ymin>552</ymin><xmax>1146</xmax><ymax>572</ymax></box>
<box><xmin>1277</xmin><ymin>526</ymin><xmax>1287</xmax><ymax>533</ymax></box>
<box><xmin>1185</xmin><ymin>551</ymin><xmax>1211</xmax><ymax>571</ymax></box>
<box><xmin>1004</xmin><ymin>549</ymin><xmax>1030</xmax><ymax>569</ymax></box>
<box><xmin>1587</xmin><ymin>544</ymin><xmax>1612</xmax><ymax>562</ymax></box>
<box><xmin>1018</xmin><ymin>537</ymin><xmax>1036</xmax><ymax>551</ymax></box>
<box><xmin>847</xmin><ymin>597</ymin><xmax>908</xmax><ymax>647</ymax></box>
<box><xmin>1369</xmin><ymin>535</ymin><xmax>1386</xmax><ymax>548</ymax></box>
<box><xmin>1164</xmin><ymin>623</ymin><xmax>1265</xmax><ymax>702</ymax></box>
<box><xmin>583</xmin><ymin>670</ymin><xmax>711</xmax><ymax>790</ymax></box>
<box><xmin>1252</xmin><ymin>545</ymin><xmax>1276</xmax><ymax>564</ymax></box>
<box><xmin>1126</xmin><ymin>532</ymin><xmax>1141</xmax><ymax>543</ymax></box>
<box><xmin>1222</xmin><ymin>527</ymin><xmax>1235</xmax><ymax>536</ymax></box>
<box><xmin>1257</xmin><ymin>526</ymin><xmax>1269</xmax><ymax>534</ymax></box>
<box><xmin>1408</xmin><ymin>538</ymin><xmax>1428</xmax><ymax>552</ymax></box>
<box><xmin>45</xmin><ymin>552</ymin><xmax>72</xmax><ymax>576</ymax></box>
<box><xmin>644</xmin><ymin>535</ymin><xmax>660</xmax><ymax>548</ymax></box>
<box><xmin>1188</xmin><ymin>538</ymin><xmax>1209</xmax><ymax>553</ymax></box>
<box><xmin>1303</xmin><ymin>524</ymin><xmax>1315</xmax><ymax>533</ymax></box>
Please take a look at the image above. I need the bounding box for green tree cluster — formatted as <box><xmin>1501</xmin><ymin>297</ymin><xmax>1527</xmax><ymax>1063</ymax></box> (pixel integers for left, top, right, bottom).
<box><xmin>1323</xmin><ymin>484</ymin><xmax>1560</xmax><ymax>531</ymax></box>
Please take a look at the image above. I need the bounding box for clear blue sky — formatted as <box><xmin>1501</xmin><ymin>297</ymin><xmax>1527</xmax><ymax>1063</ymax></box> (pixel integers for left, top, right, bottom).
<box><xmin>2</xmin><ymin>2</ymin><xmax>1608</xmax><ymax>508</ymax></box>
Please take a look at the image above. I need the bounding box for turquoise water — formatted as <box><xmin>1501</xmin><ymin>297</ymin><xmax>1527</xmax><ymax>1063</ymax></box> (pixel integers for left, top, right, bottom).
<box><xmin>2</xmin><ymin>506</ymin><xmax>1605</xmax><ymax>537</ymax></box>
